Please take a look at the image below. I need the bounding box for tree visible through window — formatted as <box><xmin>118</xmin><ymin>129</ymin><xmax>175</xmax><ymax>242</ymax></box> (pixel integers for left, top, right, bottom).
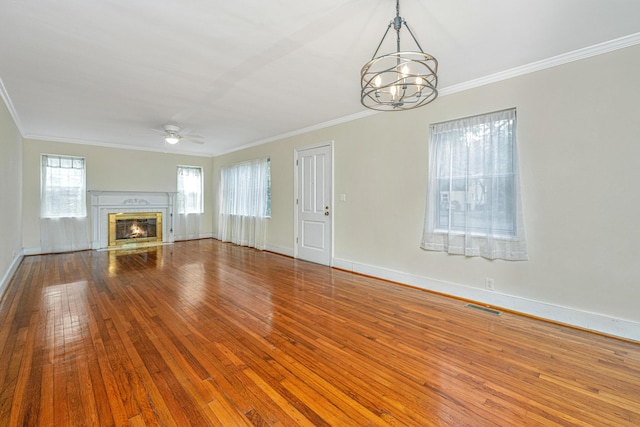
<box><xmin>421</xmin><ymin>108</ymin><xmax>528</xmax><ymax>261</ymax></box>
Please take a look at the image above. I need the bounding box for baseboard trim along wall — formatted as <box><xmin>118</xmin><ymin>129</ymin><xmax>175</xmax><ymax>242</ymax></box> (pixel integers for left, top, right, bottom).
<box><xmin>0</xmin><ymin>251</ymin><xmax>24</xmax><ymax>301</ymax></box>
<box><xmin>174</xmin><ymin>232</ymin><xmax>214</xmax><ymax>241</ymax></box>
<box><xmin>266</xmin><ymin>244</ymin><xmax>294</xmax><ymax>258</ymax></box>
<box><xmin>332</xmin><ymin>257</ymin><xmax>640</xmax><ymax>343</ymax></box>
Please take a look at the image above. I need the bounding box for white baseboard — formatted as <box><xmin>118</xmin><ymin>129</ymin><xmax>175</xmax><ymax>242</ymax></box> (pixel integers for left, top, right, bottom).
<box><xmin>333</xmin><ymin>257</ymin><xmax>640</xmax><ymax>342</ymax></box>
<box><xmin>23</xmin><ymin>245</ymin><xmax>95</xmax><ymax>255</ymax></box>
<box><xmin>0</xmin><ymin>250</ymin><xmax>24</xmax><ymax>301</ymax></box>
<box><xmin>198</xmin><ymin>237</ymin><xmax>294</xmax><ymax>257</ymax></box>
<box><xmin>23</xmin><ymin>247</ymin><xmax>41</xmax><ymax>256</ymax></box>
<box><xmin>265</xmin><ymin>244</ymin><xmax>294</xmax><ymax>257</ymax></box>
<box><xmin>174</xmin><ymin>232</ymin><xmax>214</xmax><ymax>241</ymax></box>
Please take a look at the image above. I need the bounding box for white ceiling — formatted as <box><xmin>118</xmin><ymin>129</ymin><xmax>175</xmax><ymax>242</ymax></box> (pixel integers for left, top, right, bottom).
<box><xmin>2</xmin><ymin>0</ymin><xmax>640</xmax><ymax>157</ymax></box>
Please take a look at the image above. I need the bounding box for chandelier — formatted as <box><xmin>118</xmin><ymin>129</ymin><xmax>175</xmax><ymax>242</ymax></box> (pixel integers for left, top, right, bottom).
<box><xmin>360</xmin><ymin>0</ymin><xmax>438</xmax><ymax>111</ymax></box>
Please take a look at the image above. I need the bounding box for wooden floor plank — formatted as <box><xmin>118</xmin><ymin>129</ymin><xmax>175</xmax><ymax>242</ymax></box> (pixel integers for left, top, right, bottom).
<box><xmin>0</xmin><ymin>240</ymin><xmax>639</xmax><ymax>426</ymax></box>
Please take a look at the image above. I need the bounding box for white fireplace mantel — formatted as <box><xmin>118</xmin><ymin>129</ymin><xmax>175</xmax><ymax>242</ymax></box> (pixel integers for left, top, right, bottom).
<box><xmin>89</xmin><ymin>191</ymin><xmax>177</xmax><ymax>249</ymax></box>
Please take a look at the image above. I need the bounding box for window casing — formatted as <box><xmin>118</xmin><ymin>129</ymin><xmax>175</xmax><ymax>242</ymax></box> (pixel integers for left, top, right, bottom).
<box><xmin>41</xmin><ymin>154</ymin><xmax>86</xmax><ymax>218</ymax></box>
<box><xmin>177</xmin><ymin>166</ymin><xmax>203</xmax><ymax>214</ymax></box>
<box><xmin>422</xmin><ymin>109</ymin><xmax>527</xmax><ymax>260</ymax></box>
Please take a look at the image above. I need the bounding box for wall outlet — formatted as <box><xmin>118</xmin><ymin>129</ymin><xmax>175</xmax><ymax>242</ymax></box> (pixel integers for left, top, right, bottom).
<box><xmin>485</xmin><ymin>277</ymin><xmax>495</xmax><ymax>291</ymax></box>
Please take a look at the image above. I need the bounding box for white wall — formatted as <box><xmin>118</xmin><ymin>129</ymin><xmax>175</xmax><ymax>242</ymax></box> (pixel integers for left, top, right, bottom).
<box><xmin>22</xmin><ymin>140</ymin><xmax>215</xmax><ymax>252</ymax></box>
<box><xmin>0</xmin><ymin>94</ymin><xmax>23</xmax><ymax>298</ymax></box>
<box><xmin>213</xmin><ymin>44</ymin><xmax>640</xmax><ymax>340</ymax></box>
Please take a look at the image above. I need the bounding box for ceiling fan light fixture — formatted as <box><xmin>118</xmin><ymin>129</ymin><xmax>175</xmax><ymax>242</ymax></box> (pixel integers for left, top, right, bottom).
<box><xmin>360</xmin><ymin>0</ymin><xmax>438</xmax><ymax>111</ymax></box>
<box><xmin>163</xmin><ymin>124</ymin><xmax>181</xmax><ymax>144</ymax></box>
<box><xmin>165</xmin><ymin>135</ymin><xmax>180</xmax><ymax>144</ymax></box>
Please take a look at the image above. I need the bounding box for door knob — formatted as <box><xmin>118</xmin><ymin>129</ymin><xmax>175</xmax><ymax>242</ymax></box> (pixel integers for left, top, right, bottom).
<box><xmin>324</xmin><ymin>211</ymin><xmax>329</xmax><ymax>216</ymax></box>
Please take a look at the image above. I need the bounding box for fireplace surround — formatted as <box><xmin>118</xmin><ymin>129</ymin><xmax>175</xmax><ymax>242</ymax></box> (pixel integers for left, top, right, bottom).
<box><xmin>89</xmin><ymin>191</ymin><xmax>177</xmax><ymax>250</ymax></box>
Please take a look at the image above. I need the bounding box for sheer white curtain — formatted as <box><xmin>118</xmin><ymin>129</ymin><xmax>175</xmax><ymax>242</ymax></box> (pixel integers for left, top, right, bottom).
<box><xmin>218</xmin><ymin>158</ymin><xmax>269</xmax><ymax>250</ymax></box>
<box><xmin>176</xmin><ymin>166</ymin><xmax>203</xmax><ymax>240</ymax></box>
<box><xmin>40</xmin><ymin>154</ymin><xmax>90</xmax><ymax>253</ymax></box>
<box><xmin>421</xmin><ymin>109</ymin><xmax>528</xmax><ymax>260</ymax></box>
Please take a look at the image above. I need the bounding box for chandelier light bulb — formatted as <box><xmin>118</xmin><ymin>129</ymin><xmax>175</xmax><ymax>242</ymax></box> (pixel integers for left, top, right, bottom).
<box><xmin>374</xmin><ymin>75</ymin><xmax>382</xmax><ymax>87</ymax></box>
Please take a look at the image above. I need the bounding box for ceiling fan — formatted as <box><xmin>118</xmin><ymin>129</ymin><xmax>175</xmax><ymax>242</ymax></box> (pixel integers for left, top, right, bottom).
<box><xmin>157</xmin><ymin>124</ymin><xmax>204</xmax><ymax>145</ymax></box>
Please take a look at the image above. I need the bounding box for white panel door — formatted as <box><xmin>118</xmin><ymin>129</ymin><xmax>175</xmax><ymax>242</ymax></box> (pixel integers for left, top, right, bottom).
<box><xmin>295</xmin><ymin>144</ymin><xmax>332</xmax><ymax>265</ymax></box>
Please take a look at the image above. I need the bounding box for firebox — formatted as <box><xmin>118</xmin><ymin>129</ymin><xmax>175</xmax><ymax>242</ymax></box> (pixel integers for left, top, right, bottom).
<box><xmin>108</xmin><ymin>212</ymin><xmax>163</xmax><ymax>248</ymax></box>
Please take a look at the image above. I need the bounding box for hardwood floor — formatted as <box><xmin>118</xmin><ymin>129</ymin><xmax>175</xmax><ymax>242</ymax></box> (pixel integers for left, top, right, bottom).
<box><xmin>1</xmin><ymin>240</ymin><xmax>639</xmax><ymax>426</ymax></box>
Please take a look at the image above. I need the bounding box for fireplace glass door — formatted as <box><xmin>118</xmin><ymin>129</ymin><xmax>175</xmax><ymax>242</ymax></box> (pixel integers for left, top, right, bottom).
<box><xmin>108</xmin><ymin>212</ymin><xmax>163</xmax><ymax>247</ymax></box>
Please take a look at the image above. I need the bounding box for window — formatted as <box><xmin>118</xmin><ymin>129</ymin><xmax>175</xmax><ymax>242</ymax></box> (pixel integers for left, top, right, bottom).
<box><xmin>41</xmin><ymin>154</ymin><xmax>86</xmax><ymax>218</ymax></box>
<box><xmin>220</xmin><ymin>158</ymin><xmax>270</xmax><ymax>218</ymax></box>
<box><xmin>421</xmin><ymin>109</ymin><xmax>527</xmax><ymax>260</ymax></box>
<box><xmin>266</xmin><ymin>158</ymin><xmax>271</xmax><ymax>217</ymax></box>
<box><xmin>218</xmin><ymin>157</ymin><xmax>270</xmax><ymax>249</ymax></box>
<box><xmin>177</xmin><ymin>166</ymin><xmax>203</xmax><ymax>214</ymax></box>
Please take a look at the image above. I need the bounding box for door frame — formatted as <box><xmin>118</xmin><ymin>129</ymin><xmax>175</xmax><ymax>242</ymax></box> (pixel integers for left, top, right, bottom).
<box><xmin>293</xmin><ymin>141</ymin><xmax>334</xmax><ymax>265</ymax></box>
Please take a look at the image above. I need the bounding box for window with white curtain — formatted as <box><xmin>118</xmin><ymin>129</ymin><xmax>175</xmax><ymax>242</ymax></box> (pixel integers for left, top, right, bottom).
<box><xmin>218</xmin><ymin>157</ymin><xmax>270</xmax><ymax>249</ymax></box>
<box><xmin>41</xmin><ymin>154</ymin><xmax>86</xmax><ymax>218</ymax></box>
<box><xmin>40</xmin><ymin>154</ymin><xmax>90</xmax><ymax>253</ymax></box>
<box><xmin>421</xmin><ymin>108</ymin><xmax>528</xmax><ymax>261</ymax></box>
<box><xmin>177</xmin><ymin>166</ymin><xmax>203</xmax><ymax>214</ymax></box>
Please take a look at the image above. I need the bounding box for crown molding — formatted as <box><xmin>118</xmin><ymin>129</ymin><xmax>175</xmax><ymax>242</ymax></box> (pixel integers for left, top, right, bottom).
<box><xmin>220</xmin><ymin>32</ymin><xmax>640</xmax><ymax>157</ymax></box>
<box><xmin>216</xmin><ymin>109</ymin><xmax>379</xmax><ymax>156</ymax></box>
<box><xmin>7</xmin><ymin>32</ymin><xmax>640</xmax><ymax>157</ymax></box>
<box><xmin>0</xmin><ymin>76</ymin><xmax>26</xmax><ymax>136</ymax></box>
<box><xmin>24</xmin><ymin>134</ymin><xmax>214</xmax><ymax>158</ymax></box>
<box><xmin>440</xmin><ymin>32</ymin><xmax>640</xmax><ymax>97</ymax></box>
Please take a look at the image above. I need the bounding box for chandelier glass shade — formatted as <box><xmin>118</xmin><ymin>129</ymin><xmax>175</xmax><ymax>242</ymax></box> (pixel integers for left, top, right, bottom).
<box><xmin>361</xmin><ymin>0</ymin><xmax>438</xmax><ymax>111</ymax></box>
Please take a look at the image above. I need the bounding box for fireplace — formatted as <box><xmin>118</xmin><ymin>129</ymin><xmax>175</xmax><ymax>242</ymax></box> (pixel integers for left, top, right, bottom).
<box><xmin>108</xmin><ymin>212</ymin><xmax>163</xmax><ymax>248</ymax></box>
<box><xmin>89</xmin><ymin>191</ymin><xmax>176</xmax><ymax>250</ymax></box>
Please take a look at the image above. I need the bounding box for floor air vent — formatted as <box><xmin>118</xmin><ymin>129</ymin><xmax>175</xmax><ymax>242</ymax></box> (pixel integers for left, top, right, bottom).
<box><xmin>465</xmin><ymin>304</ymin><xmax>502</xmax><ymax>316</ymax></box>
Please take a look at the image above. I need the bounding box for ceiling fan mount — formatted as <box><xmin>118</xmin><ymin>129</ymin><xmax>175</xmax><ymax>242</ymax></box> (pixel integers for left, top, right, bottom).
<box><xmin>164</xmin><ymin>124</ymin><xmax>181</xmax><ymax>134</ymax></box>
